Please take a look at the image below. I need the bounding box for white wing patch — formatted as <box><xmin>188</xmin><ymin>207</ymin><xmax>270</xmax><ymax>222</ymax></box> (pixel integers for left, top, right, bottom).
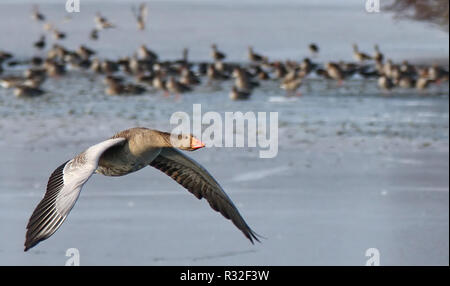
<box><xmin>25</xmin><ymin>137</ymin><xmax>126</xmax><ymax>251</ymax></box>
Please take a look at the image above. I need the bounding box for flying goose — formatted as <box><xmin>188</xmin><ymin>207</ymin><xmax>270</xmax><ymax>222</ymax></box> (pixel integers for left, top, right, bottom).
<box><xmin>24</xmin><ymin>128</ymin><xmax>260</xmax><ymax>251</ymax></box>
<box><xmin>31</xmin><ymin>5</ymin><xmax>45</xmax><ymax>22</ymax></box>
<box><xmin>95</xmin><ymin>12</ymin><xmax>115</xmax><ymax>30</ymax></box>
<box><xmin>132</xmin><ymin>3</ymin><xmax>148</xmax><ymax>31</ymax></box>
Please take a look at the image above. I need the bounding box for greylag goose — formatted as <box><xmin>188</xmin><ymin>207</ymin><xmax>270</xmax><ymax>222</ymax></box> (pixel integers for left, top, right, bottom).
<box><xmin>248</xmin><ymin>46</ymin><xmax>264</xmax><ymax>62</ymax></box>
<box><xmin>52</xmin><ymin>29</ymin><xmax>66</xmax><ymax>40</ymax></box>
<box><xmin>230</xmin><ymin>85</ymin><xmax>251</xmax><ymax>100</ymax></box>
<box><xmin>352</xmin><ymin>44</ymin><xmax>372</xmax><ymax>63</ymax></box>
<box><xmin>31</xmin><ymin>5</ymin><xmax>45</xmax><ymax>22</ymax></box>
<box><xmin>396</xmin><ymin>76</ymin><xmax>415</xmax><ymax>88</ymax></box>
<box><xmin>378</xmin><ymin>75</ymin><xmax>394</xmax><ymax>90</ymax></box>
<box><xmin>211</xmin><ymin>44</ymin><xmax>226</xmax><ymax>61</ymax></box>
<box><xmin>325</xmin><ymin>62</ymin><xmax>345</xmax><ymax>83</ymax></box>
<box><xmin>95</xmin><ymin>12</ymin><xmax>115</xmax><ymax>30</ymax></box>
<box><xmin>132</xmin><ymin>3</ymin><xmax>148</xmax><ymax>31</ymax></box>
<box><xmin>373</xmin><ymin>44</ymin><xmax>383</xmax><ymax>63</ymax></box>
<box><xmin>180</xmin><ymin>67</ymin><xmax>201</xmax><ymax>85</ymax></box>
<box><xmin>24</xmin><ymin>128</ymin><xmax>260</xmax><ymax>251</ymax></box>
<box><xmin>14</xmin><ymin>85</ymin><xmax>44</xmax><ymax>97</ymax></box>
<box><xmin>309</xmin><ymin>43</ymin><xmax>319</xmax><ymax>56</ymax></box>
<box><xmin>280</xmin><ymin>76</ymin><xmax>303</xmax><ymax>96</ymax></box>
<box><xmin>166</xmin><ymin>77</ymin><xmax>192</xmax><ymax>94</ymax></box>
<box><xmin>90</xmin><ymin>29</ymin><xmax>99</xmax><ymax>40</ymax></box>
<box><xmin>138</xmin><ymin>45</ymin><xmax>159</xmax><ymax>61</ymax></box>
<box><xmin>416</xmin><ymin>74</ymin><xmax>431</xmax><ymax>90</ymax></box>
<box><xmin>34</xmin><ymin>35</ymin><xmax>46</xmax><ymax>50</ymax></box>
<box><xmin>77</xmin><ymin>45</ymin><xmax>96</xmax><ymax>60</ymax></box>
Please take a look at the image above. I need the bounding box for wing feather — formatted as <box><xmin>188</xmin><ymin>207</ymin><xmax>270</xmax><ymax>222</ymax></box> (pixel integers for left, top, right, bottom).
<box><xmin>150</xmin><ymin>148</ymin><xmax>260</xmax><ymax>243</ymax></box>
<box><xmin>24</xmin><ymin>138</ymin><xmax>126</xmax><ymax>251</ymax></box>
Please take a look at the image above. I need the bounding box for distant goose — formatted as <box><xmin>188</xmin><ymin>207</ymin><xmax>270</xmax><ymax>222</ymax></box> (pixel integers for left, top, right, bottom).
<box><xmin>31</xmin><ymin>5</ymin><xmax>45</xmax><ymax>22</ymax></box>
<box><xmin>43</xmin><ymin>60</ymin><xmax>66</xmax><ymax>77</ymax></box>
<box><xmin>34</xmin><ymin>35</ymin><xmax>46</xmax><ymax>50</ymax></box>
<box><xmin>230</xmin><ymin>85</ymin><xmax>251</xmax><ymax>100</ymax></box>
<box><xmin>138</xmin><ymin>45</ymin><xmax>158</xmax><ymax>61</ymax></box>
<box><xmin>248</xmin><ymin>46</ymin><xmax>264</xmax><ymax>62</ymax></box>
<box><xmin>352</xmin><ymin>44</ymin><xmax>372</xmax><ymax>63</ymax></box>
<box><xmin>0</xmin><ymin>76</ymin><xmax>24</xmax><ymax>88</ymax></box>
<box><xmin>416</xmin><ymin>75</ymin><xmax>431</xmax><ymax>90</ymax></box>
<box><xmin>378</xmin><ymin>75</ymin><xmax>394</xmax><ymax>90</ymax></box>
<box><xmin>95</xmin><ymin>12</ymin><xmax>115</xmax><ymax>30</ymax></box>
<box><xmin>180</xmin><ymin>67</ymin><xmax>201</xmax><ymax>85</ymax></box>
<box><xmin>272</xmin><ymin>62</ymin><xmax>287</xmax><ymax>79</ymax></box>
<box><xmin>428</xmin><ymin>64</ymin><xmax>448</xmax><ymax>82</ymax></box>
<box><xmin>325</xmin><ymin>62</ymin><xmax>345</xmax><ymax>83</ymax></box>
<box><xmin>280</xmin><ymin>75</ymin><xmax>303</xmax><ymax>96</ymax></box>
<box><xmin>232</xmin><ymin>67</ymin><xmax>259</xmax><ymax>91</ymax></box>
<box><xmin>309</xmin><ymin>43</ymin><xmax>319</xmax><ymax>56</ymax></box>
<box><xmin>0</xmin><ymin>51</ymin><xmax>13</xmax><ymax>64</ymax></box>
<box><xmin>373</xmin><ymin>44</ymin><xmax>383</xmax><ymax>63</ymax></box>
<box><xmin>52</xmin><ymin>29</ymin><xmax>66</xmax><ymax>40</ymax></box>
<box><xmin>132</xmin><ymin>3</ymin><xmax>148</xmax><ymax>31</ymax></box>
<box><xmin>152</xmin><ymin>71</ymin><xmax>167</xmax><ymax>91</ymax></box>
<box><xmin>90</xmin><ymin>29</ymin><xmax>99</xmax><ymax>40</ymax></box>
<box><xmin>253</xmin><ymin>66</ymin><xmax>270</xmax><ymax>80</ymax></box>
<box><xmin>211</xmin><ymin>44</ymin><xmax>226</xmax><ymax>61</ymax></box>
<box><xmin>24</xmin><ymin>128</ymin><xmax>260</xmax><ymax>251</ymax></box>
<box><xmin>207</xmin><ymin>64</ymin><xmax>229</xmax><ymax>80</ymax></box>
<box><xmin>166</xmin><ymin>77</ymin><xmax>192</xmax><ymax>94</ymax></box>
<box><xmin>105</xmin><ymin>81</ymin><xmax>146</xmax><ymax>96</ymax></box>
<box><xmin>14</xmin><ymin>85</ymin><xmax>44</xmax><ymax>97</ymax></box>
<box><xmin>396</xmin><ymin>76</ymin><xmax>415</xmax><ymax>89</ymax></box>
<box><xmin>77</xmin><ymin>45</ymin><xmax>96</xmax><ymax>60</ymax></box>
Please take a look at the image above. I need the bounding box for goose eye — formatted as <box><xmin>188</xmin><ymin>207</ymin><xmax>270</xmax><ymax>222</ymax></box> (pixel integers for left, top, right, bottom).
<box><xmin>178</xmin><ymin>135</ymin><xmax>182</xmax><ymax>140</ymax></box>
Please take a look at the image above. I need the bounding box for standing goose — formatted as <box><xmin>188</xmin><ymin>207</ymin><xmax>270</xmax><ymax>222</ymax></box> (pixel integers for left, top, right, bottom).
<box><xmin>352</xmin><ymin>44</ymin><xmax>372</xmax><ymax>63</ymax></box>
<box><xmin>373</xmin><ymin>44</ymin><xmax>383</xmax><ymax>63</ymax></box>
<box><xmin>24</xmin><ymin>128</ymin><xmax>260</xmax><ymax>251</ymax></box>
<box><xmin>34</xmin><ymin>35</ymin><xmax>46</xmax><ymax>50</ymax></box>
<box><xmin>211</xmin><ymin>44</ymin><xmax>226</xmax><ymax>61</ymax></box>
<box><xmin>248</xmin><ymin>46</ymin><xmax>264</xmax><ymax>62</ymax></box>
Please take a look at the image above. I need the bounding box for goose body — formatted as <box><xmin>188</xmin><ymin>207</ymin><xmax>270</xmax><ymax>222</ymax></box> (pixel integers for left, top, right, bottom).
<box><xmin>24</xmin><ymin>128</ymin><xmax>260</xmax><ymax>251</ymax></box>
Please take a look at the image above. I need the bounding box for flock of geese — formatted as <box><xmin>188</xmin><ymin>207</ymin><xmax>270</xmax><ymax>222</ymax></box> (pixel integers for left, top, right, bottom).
<box><xmin>0</xmin><ymin>5</ymin><xmax>448</xmax><ymax>101</ymax></box>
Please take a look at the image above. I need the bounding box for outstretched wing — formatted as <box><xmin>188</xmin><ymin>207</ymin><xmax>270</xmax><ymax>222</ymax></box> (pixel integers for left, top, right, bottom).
<box><xmin>24</xmin><ymin>138</ymin><xmax>126</xmax><ymax>251</ymax></box>
<box><xmin>150</xmin><ymin>148</ymin><xmax>260</xmax><ymax>243</ymax></box>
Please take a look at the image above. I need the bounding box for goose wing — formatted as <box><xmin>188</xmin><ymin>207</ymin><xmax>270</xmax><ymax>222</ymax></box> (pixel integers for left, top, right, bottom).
<box><xmin>24</xmin><ymin>137</ymin><xmax>126</xmax><ymax>251</ymax></box>
<box><xmin>150</xmin><ymin>148</ymin><xmax>260</xmax><ymax>243</ymax></box>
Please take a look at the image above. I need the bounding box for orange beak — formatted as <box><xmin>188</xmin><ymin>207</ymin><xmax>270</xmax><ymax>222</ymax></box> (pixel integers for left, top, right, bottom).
<box><xmin>191</xmin><ymin>137</ymin><xmax>205</xmax><ymax>149</ymax></box>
